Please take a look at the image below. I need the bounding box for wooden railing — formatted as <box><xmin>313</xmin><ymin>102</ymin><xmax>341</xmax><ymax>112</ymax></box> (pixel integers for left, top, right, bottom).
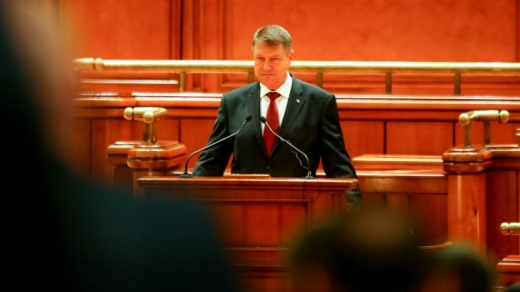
<box><xmin>73</xmin><ymin>58</ymin><xmax>520</xmax><ymax>94</ymax></box>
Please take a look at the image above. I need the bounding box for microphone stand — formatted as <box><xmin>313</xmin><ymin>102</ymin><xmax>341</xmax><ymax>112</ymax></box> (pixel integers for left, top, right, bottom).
<box><xmin>179</xmin><ymin>115</ymin><xmax>252</xmax><ymax>178</ymax></box>
<box><xmin>261</xmin><ymin>117</ymin><xmax>315</xmax><ymax>179</ymax></box>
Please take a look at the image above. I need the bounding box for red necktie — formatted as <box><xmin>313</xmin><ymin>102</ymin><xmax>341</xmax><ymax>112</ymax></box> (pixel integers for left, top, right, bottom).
<box><xmin>264</xmin><ymin>91</ymin><xmax>281</xmax><ymax>156</ymax></box>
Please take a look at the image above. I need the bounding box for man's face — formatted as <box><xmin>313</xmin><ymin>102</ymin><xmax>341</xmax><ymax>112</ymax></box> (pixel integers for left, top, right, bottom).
<box><xmin>253</xmin><ymin>42</ymin><xmax>294</xmax><ymax>90</ymax></box>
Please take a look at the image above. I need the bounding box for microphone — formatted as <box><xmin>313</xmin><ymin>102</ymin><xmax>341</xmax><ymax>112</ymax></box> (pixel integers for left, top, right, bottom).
<box><xmin>179</xmin><ymin>115</ymin><xmax>252</xmax><ymax>178</ymax></box>
<box><xmin>260</xmin><ymin>116</ymin><xmax>315</xmax><ymax>179</ymax></box>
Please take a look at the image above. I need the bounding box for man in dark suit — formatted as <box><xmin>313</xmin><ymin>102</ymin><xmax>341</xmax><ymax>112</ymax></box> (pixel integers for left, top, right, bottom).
<box><xmin>193</xmin><ymin>24</ymin><xmax>362</xmax><ymax>209</ymax></box>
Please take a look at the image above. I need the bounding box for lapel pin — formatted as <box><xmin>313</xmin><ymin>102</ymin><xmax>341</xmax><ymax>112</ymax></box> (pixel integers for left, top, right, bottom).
<box><xmin>296</xmin><ymin>99</ymin><xmax>300</xmax><ymax>103</ymax></box>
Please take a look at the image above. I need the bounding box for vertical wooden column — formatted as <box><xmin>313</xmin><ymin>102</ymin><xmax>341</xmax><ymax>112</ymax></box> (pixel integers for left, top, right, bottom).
<box><xmin>107</xmin><ymin>141</ymin><xmax>141</xmax><ymax>194</ymax></box>
<box><xmin>442</xmin><ymin>146</ymin><xmax>491</xmax><ymax>249</ymax></box>
<box><xmin>487</xmin><ymin>145</ymin><xmax>520</xmax><ymax>261</ymax></box>
<box><xmin>442</xmin><ymin>110</ymin><xmax>510</xmax><ymax>249</ymax></box>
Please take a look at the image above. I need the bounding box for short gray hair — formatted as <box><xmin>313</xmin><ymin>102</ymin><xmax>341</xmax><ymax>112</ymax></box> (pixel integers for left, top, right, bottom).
<box><xmin>252</xmin><ymin>25</ymin><xmax>292</xmax><ymax>55</ymax></box>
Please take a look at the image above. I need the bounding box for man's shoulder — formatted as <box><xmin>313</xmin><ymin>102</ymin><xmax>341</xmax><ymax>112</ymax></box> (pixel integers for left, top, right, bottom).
<box><xmin>225</xmin><ymin>82</ymin><xmax>258</xmax><ymax>98</ymax></box>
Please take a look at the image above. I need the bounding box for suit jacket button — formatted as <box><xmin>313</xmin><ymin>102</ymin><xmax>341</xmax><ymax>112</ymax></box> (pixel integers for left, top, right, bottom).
<box><xmin>266</xmin><ymin>165</ymin><xmax>270</xmax><ymax>170</ymax></box>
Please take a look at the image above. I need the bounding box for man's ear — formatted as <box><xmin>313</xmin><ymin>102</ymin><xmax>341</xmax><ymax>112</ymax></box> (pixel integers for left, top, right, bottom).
<box><xmin>288</xmin><ymin>50</ymin><xmax>295</xmax><ymax>61</ymax></box>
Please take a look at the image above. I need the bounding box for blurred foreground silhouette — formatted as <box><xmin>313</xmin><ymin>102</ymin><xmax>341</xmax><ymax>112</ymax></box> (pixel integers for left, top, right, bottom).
<box><xmin>1</xmin><ymin>2</ymin><xmax>237</xmax><ymax>291</ymax></box>
<box><xmin>287</xmin><ymin>206</ymin><xmax>497</xmax><ymax>292</ymax></box>
<box><xmin>288</xmin><ymin>207</ymin><xmax>427</xmax><ymax>292</ymax></box>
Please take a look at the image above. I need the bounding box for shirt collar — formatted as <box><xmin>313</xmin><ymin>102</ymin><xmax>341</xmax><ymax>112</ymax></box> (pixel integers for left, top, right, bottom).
<box><xmin>260</xmin><ymin>72</ymin><xmax>292</xmax><ymax>98</ymax></box>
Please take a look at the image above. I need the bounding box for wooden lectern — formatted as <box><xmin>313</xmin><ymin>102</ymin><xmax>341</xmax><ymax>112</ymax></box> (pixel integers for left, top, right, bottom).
<box><xmin>138</xmin><ymin>175</ymin><xmax>358</xmax><ymax>292</ymax></box>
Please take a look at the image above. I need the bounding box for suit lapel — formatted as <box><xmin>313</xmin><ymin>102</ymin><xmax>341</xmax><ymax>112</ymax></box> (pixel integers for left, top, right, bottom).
<box><xmin>275</xmin><ymin>76</ymin><xmax>305</xmax><ymax>151</ymax></box>
<box><xmin>249</xmin><ymin>76</ymin><xmax>306</xmax><ymax>157</ymax></box>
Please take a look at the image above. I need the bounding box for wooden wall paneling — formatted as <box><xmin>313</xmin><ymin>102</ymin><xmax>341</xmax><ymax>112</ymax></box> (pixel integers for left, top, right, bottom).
<box><xmin>199</xmin><ymin>0</ymin><xmax>225</xmax><ymax>93</ymax></box>
<box><xmin>181</xmin><ymin>0</ymin><xmax>226</xmax><ymax>92</ymax></box>
<box><xmin>319</xmin><ymin>74</ymin><xmax>388</xmax><ymax>96</ymax></box>
<box><xmin>67</xmin><ymin>118</ymin><xmax>92</xmax><ymax>179</ymax></box>
<box><xmin>180</xmin><ymin>0</ymin><xmax>199</xmax><ymax>92</ymax></box>
<box><xmin>222</xmin><ymin>0</ymin><xmax>517</xmax><ymax>61</ymax></box>
<box><xmin>214</xmin><ymin>202</ymin><xmax>311</xmax><ymax>246</ymax></box>
<box><xmin>460</xmin><ymin>76</ymin><xmax>520</xmax><ymax>97</ymax></box>
<box><xmin>486</xmin><ymin>170</ymin><xmax>519</xmax><ymax>264</ymax></box>
<box><xmin>386</xmin><ymin>76</ymin><xmax>520</xmax><ymax>97</ymax></box>
<box><xmin>385</xmin><ymin>193</ymin><xmax>410</xmax><ymax>211</ymax></box>
<box><xmin>386</xmin><ymin>122</ymin><xmax>454</xmax><ymax>155</ymax></box>
<box><xmin>76</xmin><ymin>95</ymin><xmax>520</xmax><ymax>186</ymax></box>
<box><xmin>90</xmin><ymin>119</ymin><xmax>136</xmax><ymax>185</ymax></box>
<box><xmin>131</xmin><ymin>119</ymin><xmax>144</xmax><ymax>141</ymax></box>
<box><xmin>310</xmin><ymin>191</ymin><xmax>346</xmax><ymax>224</ymax></box>
<box><xmin>454</xmin><ymin>121</ymin><xmax>520</xmax><ymax>147</ymax></box>
<box><xmin>180</xmin><ymin>118</ymin><xmax>219</xmax><ymax>169</ymax></box>
<box><xmin>355</xmin><ymin>171</ymin><xmax>448</xmax><ymax>245</ymax></box>
<box><xmin>220</xmin><ymin>0</ymin><xmax>262</xmax><ymax>91</ymax></box>
<box><xmin>213</xmin><ymin>204</ymin><xmax>247</xmax><ymax>245</ymax></box>
<box><xmin>62</xmin><ymin>0</ymin><xmax>173</xmax><ymax>59</ymax></box>
<box><xmin>338</xmin><ymin>109</ymin><xmax>460</xmax><ymax>122</ymax></box>
<box><xmin>517</xmin><ymin>0</ymin><xmax>520</xmax><ymax>62</ymax></box>
<box><xmin>279</xmin><ymin>204</ymin><xmax>309</xmax><ymax>243</ymax></box>
<box><xmin>247</xmin><ymin>204</ymin><xmax>281</xmax><ymax>244</ymax></box>
<box><xmin>489</xmin><ymin>122</ymin><xmax>520</xmax><ymax>145</ymax></box>
<box><xmin>170</xmin><ymin>0</ymin><xmax>182</xmax><ymax>60</ymax></box>
<box><xmin>195</xmin><ymin>0</ymin><xmax>520</xmax><ymax>93</ymax></box>
<box><xmin>157</xmin><ymin>118</ymin><xmax>181</xmax><ymax>142</ymax></box>
<box><xmin>237</xmin><ymin>275</ymin><xmax>288</xmax><ymax>292</ymax></box>
<box><xmin>391</xmin><ymin>76</ymin><xmax>456</xmax><ymax>96</ymax></box>
<box><xmin>447</xmin><ymin>173</ymin><xmax>488</xmax><ymax>248</ymax></box>
<box><xmin>184</xmin><ymin>0</ymin><xmax>252</xmax><ymax>93</ymax></box>
<box><xmin>61</xmin><ymin>0</ymin><xmax>181</xmax><ymax>94</ymax></box>
<box><xmin>58</xmin><ymin>0</ymin><xmax>520</xmax><ymax>94</ymax></box>
<box><xmin>408</xmin><ymin>194</ymin><xmax>448</xmax><ymax>245</ymax></box>
<box><xmin>361</xmin><ymin>192</ymin><xmax>386</xmax><ymax>206</ymax></box>
<box><xmin>78</xmin><ymin>77</ymin><xmax>181</xmax><ymax>94</ymax></box>
<box><xmin>340</xmin><ymin>121</ymin><xmax>385</xmax><ymax>158</ymax></box>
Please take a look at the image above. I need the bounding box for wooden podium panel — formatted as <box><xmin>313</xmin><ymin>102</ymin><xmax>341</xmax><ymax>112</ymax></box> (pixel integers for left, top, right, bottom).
<box><xmin>496</xmin><ymin>255</ymin><xmax>520</xmax><ymax>290</ymax></box>
<box><xmin>138</xmin><ymin>176</ymin><xmax>358</xmax><ymax>292</ymax></box>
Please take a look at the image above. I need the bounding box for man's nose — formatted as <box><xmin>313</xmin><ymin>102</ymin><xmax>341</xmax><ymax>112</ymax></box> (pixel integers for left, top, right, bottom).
<box><xmin>263</xmin><ymin>60</ymin><xmax>272</xmax><ymax>70</ymax></box>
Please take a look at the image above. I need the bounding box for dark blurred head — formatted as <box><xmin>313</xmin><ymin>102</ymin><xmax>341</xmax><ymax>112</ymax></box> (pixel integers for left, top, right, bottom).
<box><xmin>0</xmin><ymin>1</ymin><xmax>71</xmax><ymax>285</ymax></box>
<box><xmin>507</xmin><ymin>282</ymin><xmax>520</xmax><ymax>292</ymax></box>
<box><xmin>288</xmin><ymin>207</ymin><xmax>427</xmax><ymax>292</ymax></box>
<box><xmin>0</xmin><ymin>1</ymin><xmax>76</xmax><ymax>173</ymax></box>
<box><xmin>421</xmin><ymin>244</ymin><xmax>495</xmax><ymax>292</ymax></box>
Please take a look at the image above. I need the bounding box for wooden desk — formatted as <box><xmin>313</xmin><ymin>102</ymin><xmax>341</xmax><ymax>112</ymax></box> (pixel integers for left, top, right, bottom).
<box><xmin>138</xmin><ymin>176</ymin><xmax>358</xmax><ymax>292</ymax></box>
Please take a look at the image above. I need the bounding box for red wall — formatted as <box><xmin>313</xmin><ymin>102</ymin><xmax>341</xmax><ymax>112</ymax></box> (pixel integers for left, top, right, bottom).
<box><xmin>59</xmin><ymin>0</ymin><xmax>519</xmax><ymax>94</ymax></box>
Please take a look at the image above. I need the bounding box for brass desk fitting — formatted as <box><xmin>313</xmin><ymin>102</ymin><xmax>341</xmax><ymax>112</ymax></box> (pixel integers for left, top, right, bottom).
<box><xmin>500</xmin><ymin>222</ymin><xmax>520</xmax><ymax>236</ymax></box>
<box><xmin>124</xmin><ymin>107</ymin><xmax>167</xmax><ymax>145</ymax></box>
<box><xmin>458</xmin><ymin>110</ymin><xmax>510</xmax><ymax>148</ymax></box>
